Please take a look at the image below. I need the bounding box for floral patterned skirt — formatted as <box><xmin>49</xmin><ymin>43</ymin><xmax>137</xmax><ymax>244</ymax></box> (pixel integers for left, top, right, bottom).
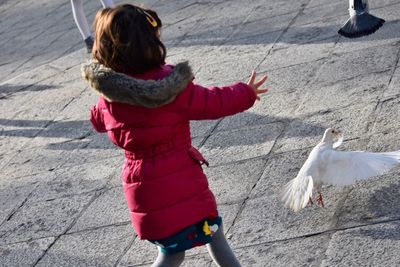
<box><xmin>149</xmin><ymin>212</ymin><xmax>222</xmax><ymax>254</ymax></box>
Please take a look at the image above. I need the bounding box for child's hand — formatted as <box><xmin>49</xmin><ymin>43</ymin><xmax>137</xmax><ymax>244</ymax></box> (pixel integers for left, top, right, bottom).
<box><xmin>246</xmin><ymin>70</ymin><xmax>268</xmax><ymax>100</ymax></box>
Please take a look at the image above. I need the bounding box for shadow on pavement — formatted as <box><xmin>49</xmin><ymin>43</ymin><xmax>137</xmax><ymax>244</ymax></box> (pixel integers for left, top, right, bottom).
<box><xmin>358</xmin><ymin>221</ymin><xmax>400</xmax><ymax>240</ymax></box>
<box><xmin>366</xmin><ymin>180</ymin><xmax>400</xmax><ymax>223</ymax></box>
<box><xmin>0</xmin><ymin>83</ymin><xmax>58</xmax><ymax>99</ymax></box>
<box><xmin>169</xmin><ymin>19</ymin><xmax>400</xmax><ymax>48</ymax></box>
<box><xmin>0</xmin><ymin>112</ymin><xmax>326</xmax><ymax>149</ymax></box>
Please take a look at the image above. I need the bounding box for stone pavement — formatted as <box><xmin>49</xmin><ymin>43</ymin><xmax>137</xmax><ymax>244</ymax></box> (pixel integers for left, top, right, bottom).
<box><xmin>1</xmin><ymin>0</ymin><xmax>400</xmax><ymax>266</ymax></box>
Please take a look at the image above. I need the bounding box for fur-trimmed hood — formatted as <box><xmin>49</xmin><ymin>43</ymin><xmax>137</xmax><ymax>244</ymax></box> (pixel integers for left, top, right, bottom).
<box><xmin>81</xmin><ymin>61</ymin><xmax>193</xmax><ymax>108</ymax></box>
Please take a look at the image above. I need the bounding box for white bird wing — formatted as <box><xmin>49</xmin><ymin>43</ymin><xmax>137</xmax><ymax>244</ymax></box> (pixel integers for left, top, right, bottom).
<box><xmin>281</xmin><ymin>175</ymin><xmax>314</xmax><ymax>212</ymax></box>
<box><xmin>319</xmin><ymin>150</ymin><xmax>400</xmax><ymax>186</ymax></box>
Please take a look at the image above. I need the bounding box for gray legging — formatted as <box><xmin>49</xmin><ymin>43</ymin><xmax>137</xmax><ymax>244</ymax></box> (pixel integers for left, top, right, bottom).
<box><xmin>151</xmin><ymin>225</ymin><xmax>241</xmax><ymax>267</ymax></box>
<box><xmin>71</xmin><ymin>0</ymin><xmax>114</xmax><ymax>40</ymax></box>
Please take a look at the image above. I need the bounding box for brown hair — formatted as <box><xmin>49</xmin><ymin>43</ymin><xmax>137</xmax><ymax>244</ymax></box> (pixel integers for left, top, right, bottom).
<box><xmin>92</xmin><ymin>4</ymin><xmax>166</xmax><ymax>74</ymax></box>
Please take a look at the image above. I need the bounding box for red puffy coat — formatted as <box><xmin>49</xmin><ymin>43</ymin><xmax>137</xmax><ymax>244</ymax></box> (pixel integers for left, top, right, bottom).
<box><xmin>87</xmin><ymin>63</ymin><xmax>257</xmax><ymax>240</ymax></box>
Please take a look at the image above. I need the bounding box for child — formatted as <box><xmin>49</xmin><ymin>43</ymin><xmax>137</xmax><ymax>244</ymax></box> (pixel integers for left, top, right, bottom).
<box><xmin>82</xmin><ymin>4</ymin><xmax>268</xmax><ymax>267</ymax></box>
<box><xmin>71</xmin><ymin>0</ymin><xmax>114</xmax><ymax>53</ymax></box>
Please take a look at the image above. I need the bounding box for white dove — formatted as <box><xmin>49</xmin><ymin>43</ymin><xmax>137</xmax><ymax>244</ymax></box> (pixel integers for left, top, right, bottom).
<box><xmin>281</xmin><ymin>128</ymin><xmax>400</xmax><ymax>212</ymax></box>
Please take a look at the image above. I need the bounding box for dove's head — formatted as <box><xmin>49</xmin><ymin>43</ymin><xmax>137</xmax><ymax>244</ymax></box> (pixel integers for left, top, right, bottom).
<box><xmin>322</xmin><ymin>128</ymin><xmax>343</xmax><ymax>148</ymax></box>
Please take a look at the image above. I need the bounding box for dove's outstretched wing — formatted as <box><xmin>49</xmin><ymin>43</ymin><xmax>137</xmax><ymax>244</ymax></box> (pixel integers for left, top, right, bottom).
<box><xmin>281</xmin><ymin>175</ymin><xmax>313</xmax><ymax>212</ymax></box>
<box><xmin>319</xmin><ymin>150</ymin><xmax>400</xmax><ymax>186</ymax></box>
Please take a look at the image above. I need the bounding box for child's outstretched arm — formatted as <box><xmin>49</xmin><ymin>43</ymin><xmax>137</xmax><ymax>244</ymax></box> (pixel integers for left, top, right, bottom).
<box><xmin>179</xmin><ymin>71</ymin><xmax>268</xmax><ymax>120</ymax></box>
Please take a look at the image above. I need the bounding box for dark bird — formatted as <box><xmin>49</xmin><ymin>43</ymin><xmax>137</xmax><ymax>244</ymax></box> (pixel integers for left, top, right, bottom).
<box><xmin>338</xmin><ymin>0</ymin><xmax>385</xmax><ymax>38</ymax></box>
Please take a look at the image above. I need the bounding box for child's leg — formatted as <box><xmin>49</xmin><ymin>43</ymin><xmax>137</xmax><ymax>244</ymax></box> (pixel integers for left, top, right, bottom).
<box><xmin>206</xmin><ymin>226</ymin><xmax>241</xmax><ymax>267</ymax></box>
<box><xmin>99</xmin><ymin>0</ymin><xmax>114</xmax><ymax>8</ymax></box>
<box><xmin>151</xmin><ymin>249</ymin><xmax>185</xmax><ymax>267</ymax></box>
<box><xmin>70</xmin><ymin>0</ymin><xmax>91</xmax><ymax>40</ymax></box>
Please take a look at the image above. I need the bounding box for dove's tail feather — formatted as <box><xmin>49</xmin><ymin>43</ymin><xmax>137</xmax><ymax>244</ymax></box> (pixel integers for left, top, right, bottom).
<box><xmin>281</xmin><ymin>176</ymin><xmax>313</xmax><ymax>212</ymax></box>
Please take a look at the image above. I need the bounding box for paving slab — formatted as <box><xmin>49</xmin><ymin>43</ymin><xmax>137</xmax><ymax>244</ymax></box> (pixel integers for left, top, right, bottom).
<box><xmin>228</xmin><ymin>28</ymin><xmax>283</xmax><ymax>48</ymax></box>
<box><xmin>377</xmin><ymin>1</ymin><xmax>400</xmax><ymax>22</ymax></box>
<box><xmin>295</xmin><ymin>70</ymin><xmax>392</xmax><ymax>115</ymax></box>
<box><xmin>68</xmin><ymin>187</ymin><xmax>130</xmax><ymax>233</ymax></box>
<box><xmin>1</xmin><ymin>0</ymin><xmax>400</xmax><ymax>266</ymax></box>
<box><xmin>27</xmin><ymin>158</ymin><xmax>117</xmax><ymax>203</ymax></box>
<box><xmin>367</xmin><ymin>127</ymin><xmax>400</xmax><ymax>152</ymax></box>
<box><xmin>228</xmin><ymin>193</ymin><xmax>341</xmax><ymax>247</ymax></box>
<box><xmin>0</xmin><ymin>147</ymin><xmax>69</xmax><ymax>179</ymax></box>
<box><xmin>231</xmin><ymin>13</ymin><xmax>294</xmax><ymax>44</ymax></box>
<box><xmin>190</xmin><ymin>120</ymin><xmax>219</xmax><ymax>138</ymax></box>
<box><xmin>278</xmin><ymin>15</ymin><xmax>344</xmax><ymax>46</ymax></box>
<box><xmin>0</xmin><ymin>179</ymin><xmax>38</xmax><ymax>220</ymax></box>
<box><xmin>205</xmin><ymin>157</ymin><xmax>267</xmax><ymax>204</ymax></box>
<box><xmin>321</xmin><ymin>221</ymin><xmax>400</xmax><ymax>267</ymax></box>
<box><xmin>234</xmin><ymin>233</ymin><xmax>331</xmax><ymax>267</ymax></box>
<box><xmin>313</xmin><ymin>42</ymin><xmax>399</xmax><ymax>86</ymax></box>
<box><xmin>262</xmin><ymin>38</ymin><xmax>337</xmax><ymax>71</ymax></box>
<box><xmin>217</xmin><ymin>90</ymin><xmax>301</xmax><ymax>132</ymax></box>
<box><xmin>384</xmin><ymin>66</ymin><xmax>400</xmax><ymax>98</ymax></box>
<box><xmin>200</xmin><ymin>122</ymin><xmax>284</xmax><ymax>166</ymax></box>
<box><xmin>196</xmin><ymin>50</ymin><xmax>271</xmax><ymax>84</ymax></box>
<box><xmin>0</xmin><ymin>194</ymin><xmax>93</xmax><ymax>245</ymax></box>
<box><xmin>0</xmin><ymin>65</ymin><xmax>60</xmax><ymax>100</ymax></box>
<box><xmin>249</xmin><ymin>149</ymin><xmax>313</xmax><ymax>199</ymax></box>
<box><xmin>117</xmin><ymin>237</ymin><xmax>213</xmax><ymax>267</ymax></box>
<box><xmin>117</xmin><ymin>237</ymin><xmax>156</xmax><ymax>267</ymax></box>
<box><xmin>0</xmin><ymin>237</ymin><xmax>55</xmax><ymax>267</ymax></box>
<box><xmin>177</xmin><ymin>1</ymin><xmax>255</xmax><ymax>47</ymax></box>
<box><xmin>295</xmin><ymin>1</ymin><xmax>346</xmax><ymax>25</ymax></box>
<box><xmin>247</xmin><ymin>0</ymin><xmax>308</xmax><ymax>18</ymax></box>
<box><xmin>57</xmin><ymin>145</ymin><xmax>122</xmax><ymax>171</ymax></box>
<box><xmin>36</xmin><ymin>225</ymin><xmax>134</xmax><ymax>267</ymax></box>
<box><xmin>258</xmin><ymin>59</ymin><xmax>323</xmax><ymax>93</ymax></box>
<box><xmin>372</xmin><ymin>96</ymin><xmax>400</xmax><ymax>133</ymax></box>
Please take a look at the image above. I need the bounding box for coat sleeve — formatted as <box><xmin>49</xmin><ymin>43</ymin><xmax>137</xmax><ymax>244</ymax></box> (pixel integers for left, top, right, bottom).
<box><xmin>90</xmin><ymin>102</ymin><xmax>107</xmax><ymax>133</ymax></box>
<box><xmin>178</xmin><ymin>81</ymin><xmax>257</xmax><ymax>120</ymax></box>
